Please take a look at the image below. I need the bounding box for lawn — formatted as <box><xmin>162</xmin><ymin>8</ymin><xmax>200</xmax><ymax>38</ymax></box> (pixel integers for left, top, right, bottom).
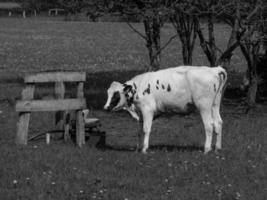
<box><xmin>0</xmin><ymin>18</ymin><xmax>266</xmax><ymax>200</ymax></box>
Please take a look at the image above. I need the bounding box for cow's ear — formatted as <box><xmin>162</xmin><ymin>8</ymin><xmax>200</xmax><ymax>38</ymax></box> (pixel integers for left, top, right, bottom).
<box><xmin>111</xmin><ymin>81</ymin><xmax>122</xmax><ymax>88</ymax></box>
<box><xmin>123</xmin><ymin>84</ymin><xmax>132</xmax><ymax>93</ymax></box>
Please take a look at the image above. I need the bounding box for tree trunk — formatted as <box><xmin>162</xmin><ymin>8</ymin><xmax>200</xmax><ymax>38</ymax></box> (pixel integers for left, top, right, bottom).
<box><xmin>196</xmin><ymin>14</ymin><xmax>217</xmax><ymax>67</ymax></box>
<box><xmin>181</xmin><ymin>42</ymin><xmax>193</xmax><ymax>65</ymax></box>
<box><xmin>240</xmin><ymin>40</ymin><xmax>260</xmax><ymax>107</ymax></box>
<box><xmin>144</xmin><ymin>14</ymin><xmax>161</xmax><ymax>71</ymax></box>
<box><xmin>208</xmin><ymin>13</ymin><xmax>217</xmax><ymax>67</ymax></box>
<box><xmin>246</xmin><ymin>62</ymin><xmax>258</xmax><ymax>107</ymax></box>
<box><xmin>172</xmin><ymin>12</ymin><xmax>197</xmax><ymax>66</ymax></box>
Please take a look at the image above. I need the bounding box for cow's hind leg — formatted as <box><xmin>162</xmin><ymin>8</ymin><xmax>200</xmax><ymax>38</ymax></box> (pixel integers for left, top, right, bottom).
<box><xmin>199</xmin><ymin>107</ymin><xmax>214</xmax><ymax>154</ymax></box>
<box><xmin>212</xmin><ymin>105</ymin><xmax>223</xmax><ymax>151</ymax></box>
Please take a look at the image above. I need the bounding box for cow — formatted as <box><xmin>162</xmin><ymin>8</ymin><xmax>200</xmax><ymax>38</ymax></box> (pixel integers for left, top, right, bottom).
<box><xmin>104</xmin><ymin>66</ymin><xmax>227</xmax><ymax>154</ymax></box>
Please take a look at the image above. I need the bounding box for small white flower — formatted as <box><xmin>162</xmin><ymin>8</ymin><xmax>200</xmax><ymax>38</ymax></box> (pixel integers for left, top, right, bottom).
<box><xmin>228</xmin><ymin>183</ymin><xmax>232</xmax><ymax>187</ymax></box>
<box><xmin>26</xmin><ymin>177</ymin><xmax>30</xmax><ymax>181</ymax></box>
<box><xmin>51</xmin><ymin>182</ymin><xmax>56</xmax><ymax>185</ymax></box>
<box><xmin>33</xmin><ymin>145</ymin><xmax>38</xmax><ymax>148</ymax></box>
<box><xmin>13</xmin><ymin>180</ymin><xmax>18</xmax><ymax>184</ymax></box>
<box><xmin>80</xmin><ymin>190</ymin><xmax>83</xmax><ymax>193</ymax></box>
<box><xmin>236</xmin><ymin>192</ymin><xmax>241</xmax><ymax>199</ymax></box>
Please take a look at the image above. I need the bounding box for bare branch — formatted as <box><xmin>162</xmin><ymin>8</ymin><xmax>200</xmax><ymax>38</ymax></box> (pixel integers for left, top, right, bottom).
<box><xmin>126</xmin><ymin>22</ymin><xmax>147</xmax><ymax>40</ymax></box>
<box><xmin>150</xmin><ymin>34</ymin><xmax>179</xmax><ymax>63</ymax></box>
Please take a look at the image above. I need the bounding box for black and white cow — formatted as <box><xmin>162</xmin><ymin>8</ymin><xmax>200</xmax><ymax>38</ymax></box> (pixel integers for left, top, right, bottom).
<box><xmin>104</xmin><ymin>66</ymin><xmax>227</xmax><ymax>154</ymax></box>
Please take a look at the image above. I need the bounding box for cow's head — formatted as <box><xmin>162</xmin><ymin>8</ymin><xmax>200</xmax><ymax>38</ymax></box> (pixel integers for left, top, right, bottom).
<box><xmin>104</xmin><ymin>81</ymin><xmax>133</xmax><ymax>111</ymax></box>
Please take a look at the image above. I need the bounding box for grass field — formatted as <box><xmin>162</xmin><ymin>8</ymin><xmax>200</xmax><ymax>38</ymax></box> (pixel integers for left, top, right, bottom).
<box><xmin>0</xmin><ymin>18</ymin><xmax>266</xmax><ymax>200</ymax></box>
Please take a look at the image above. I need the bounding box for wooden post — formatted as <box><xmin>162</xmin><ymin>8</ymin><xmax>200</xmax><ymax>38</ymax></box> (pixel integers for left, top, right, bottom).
<box><xmin>55</xmin><ymin>82</ymin><xmax>70</xmax><ymax>141</ymax></box>
<box><xmin>23</xmin><ymin>10</ymin><xmax>26</xmax><ymax>18</ymax></box>
<box><xmin>76</xmin><ymin>82</ymin><xmax>85</xmax><ymax>146</ymax></box>
<box><xmin>16</xmin><ymin>84</ymin><xmax>35</xmax><ymax>145</ymax></box>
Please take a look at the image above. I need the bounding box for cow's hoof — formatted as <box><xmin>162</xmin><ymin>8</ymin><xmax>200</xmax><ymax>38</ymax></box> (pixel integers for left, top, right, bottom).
<box><xmin>215</xmin><ymin>148</ymin><xmax>222</xmax><ymax>154</ymax></box>
<box><xmin>204</xmin><ymin>148</ymin><xmax>211</xmax><ymax>154</ymax></box>
<box><xmin>141</xmin><ymin>149</ymin><xmax>147</xmax><ymax>154</ymax></box>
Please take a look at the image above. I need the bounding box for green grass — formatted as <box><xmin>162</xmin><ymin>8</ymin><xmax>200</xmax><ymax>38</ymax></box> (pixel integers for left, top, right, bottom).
<box><xmin>0</xmin><ymin>18</ymin><xmax>265</xmax><ymax>200</ymax></box>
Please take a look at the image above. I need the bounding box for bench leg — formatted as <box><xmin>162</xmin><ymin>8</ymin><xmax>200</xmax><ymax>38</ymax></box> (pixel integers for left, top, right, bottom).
<box><xmin>76</xmin><ymin>110</ymin><xmax>85</xmax><ymax>147</ymax></box>
<box><xmin>16</xmin><ymin>112</ymin><xmax>31</xmax><ymax>145</ymax></box>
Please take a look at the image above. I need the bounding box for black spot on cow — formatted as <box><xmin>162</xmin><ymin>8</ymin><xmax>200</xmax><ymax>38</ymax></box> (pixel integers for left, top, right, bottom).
<box><xmin>133</xmin><ymin>82</ymin><xmax>137</xmax><ymax>90</ymax></box>
<box><xmin>143</xmin><ymin>87</ymin><xmax>150</xmax><ymax>95</ymax></box>
<box><xmin>136</xmin><ymin>94</ymin><xmax>139</xmax><ymax>100</ymax></box>
<box><xmin>214</xmin><ymin>84</ymin><xmax>216</xmax><ymax>92</ymax></box>
<box><xmin>109</xmin><ymin>91</ymin><xmax>120</xmax><ymax>110</ymax></box>
<box><xmin>127</xmin><ymin>96</ymin><xmax>134</xmax><ymax>106</ymax></box>
<box><xmin>157</xmin><ymin>80</ymin><xmax>159</xmax><ymax>85</ymax></box>
<box><xmin>123</xmin><ymin>84</ymin><xmax>133</xmax><ymax>93</ymax></box>
<box><xmin>143</xmin><ymin>84</ymin><xmax>151</xmax><ymax>95</ymax></box>
<box><xmin>162</xmin><ymin>84</ymin><xmax>165</xmax><ymax>89</ymax></box>
<box><xmin>167</xmin><ymin>84</ymin><xmax>171</xmax><ymax>92</ymax></box>
<box><xmin>156</xmin><ymin>85</ymin><xmax>159</xmax><ymax>90</ymax></box>
<box><xmin>147</xmin><ymin>87</ymin><xmax>150</xmax><ymax>94</ymax></box>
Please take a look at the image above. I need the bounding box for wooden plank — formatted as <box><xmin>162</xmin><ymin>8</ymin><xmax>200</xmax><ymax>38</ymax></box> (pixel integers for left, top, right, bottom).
<box><xmin>77</xmin><ymin>82</ymin><xmax>84</xmax><ymax>98</ymax></box>
<box><xmin>55</xmin><ymin>82</ymin><xmax>65</xmax><ymax>99</ymax></box>
<box><xmin>16</xmin><ymin>84</ymin><xmax>35</xmax><ymax>145</ymax></box>
<box><xmin>76</xmin><ymin>110</ymin><xmax>85</xmax><ymax>147</ymax></box>
<box><xmin>25</xmin><ymin>72</ymin><xmax>86</xmax><ymax>83</ymax></box>
<box><xmin>16</xmin><ymin>99</ymin><xmax>86</xmax><ymax>112</ymax></box>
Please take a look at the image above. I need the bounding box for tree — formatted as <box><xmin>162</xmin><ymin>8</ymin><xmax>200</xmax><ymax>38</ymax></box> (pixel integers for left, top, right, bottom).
<box><xmin>192</xmin><ymin>0</ymin><xmax>243</xmax><ymax>69</ymax></box>
<box><xmin>109</xmin><ymin>0</ymin><xmax>176</xmax><ymax>71</ymax></box>
<box><xmin>237</xmin><ymin>0</ymin><xmax>266</xmax><ymax>107</ymax></box>
<box><xmin>170</xmin><ymin>1</ymin><xmax>198</xmax><ymax>65</ymax></box>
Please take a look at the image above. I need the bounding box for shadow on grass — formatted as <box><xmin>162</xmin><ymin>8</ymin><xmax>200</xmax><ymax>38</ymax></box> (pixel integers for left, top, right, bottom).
<box><xmin>101</xmin><ymin>144</ymin><xmax>203</xmax><ymax>153</ymax></box>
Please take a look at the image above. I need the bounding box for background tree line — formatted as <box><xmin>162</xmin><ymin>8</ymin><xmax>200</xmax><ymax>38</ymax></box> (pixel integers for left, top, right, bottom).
<box><xmin>8</xmin><ymin>0</ymin><xmax>267</xmax><ymax>106</ymax></box>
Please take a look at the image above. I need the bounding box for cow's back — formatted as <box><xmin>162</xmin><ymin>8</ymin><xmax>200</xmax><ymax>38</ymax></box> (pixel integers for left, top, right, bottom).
<box><xmin>128</xmin><ymin>66</ymin><xmax>225</xmax><ymax>113</ymax></box>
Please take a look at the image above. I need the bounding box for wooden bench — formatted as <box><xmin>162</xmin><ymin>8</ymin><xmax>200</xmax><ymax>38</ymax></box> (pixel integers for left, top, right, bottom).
<box><xmin>15</xmin><ymin>71</ymin><xmax>86</xmax><ymax>147</ymax></box>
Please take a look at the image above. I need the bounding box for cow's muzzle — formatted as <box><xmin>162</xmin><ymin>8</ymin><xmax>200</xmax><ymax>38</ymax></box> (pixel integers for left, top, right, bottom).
<box><xmin>103</xmin><ymin>105</ymin><xmax>112</xmax><ymax>111</ymax></box>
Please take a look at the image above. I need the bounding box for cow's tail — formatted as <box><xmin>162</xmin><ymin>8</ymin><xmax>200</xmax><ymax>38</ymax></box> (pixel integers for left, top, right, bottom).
<box><xmin>214</xmin><ymin>66</ymin><xmax>228</xmax><ymax>107</ymax></box>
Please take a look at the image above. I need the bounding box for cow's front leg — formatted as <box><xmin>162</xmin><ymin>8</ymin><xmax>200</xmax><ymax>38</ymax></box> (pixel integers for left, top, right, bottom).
<box><xmin>141</xmin><ymin>110</ymin><xmax>153</xmax><ymax>154</ymax></box>
<box><xmin>136</xmin><ymin>121</ymin><xmax>143</xmax><ymax>152</ymax></box>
